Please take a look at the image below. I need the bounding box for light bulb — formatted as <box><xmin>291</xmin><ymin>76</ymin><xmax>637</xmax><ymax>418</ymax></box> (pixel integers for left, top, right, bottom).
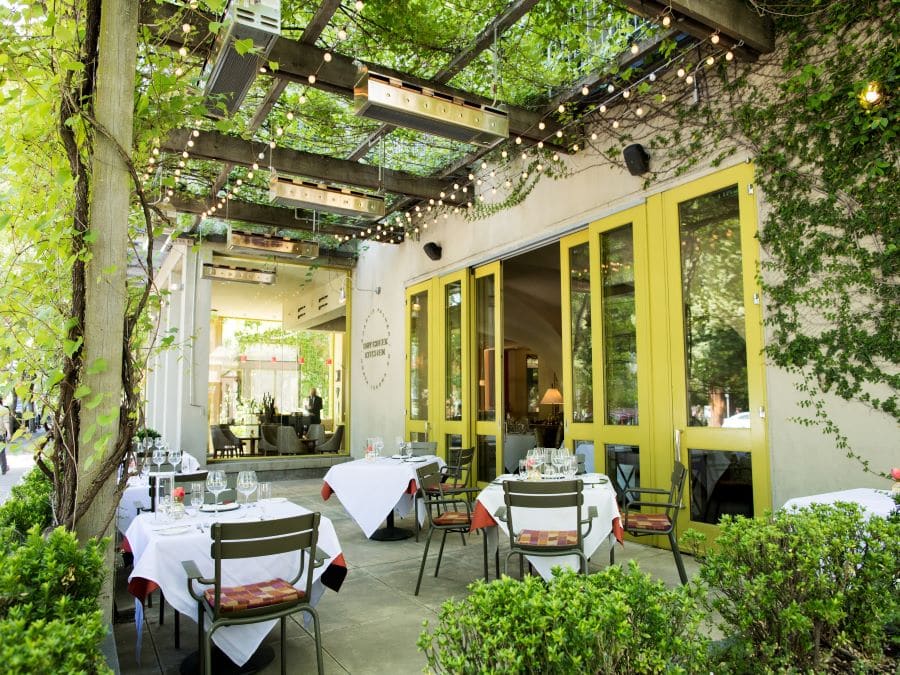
<box><xmin>152</xmin><ymin>147</ymin><xmax>159</xmax><ymax>155</ymax></box>
<box><xmin>187</xmin><ymin>140</ymin><xmax>194</xmax><ymax>147</ymax></box>
<box><xmin>607</xmin><ymin>84</ymin><xmax>615</xmax><ymax>93</ymax></box>
<box><xmin>515</xmin><ymin>136</ymin><xmax>522</xmax><ymax>144</ymax></box>
<box><xmin>299</xmin><ymin>94</ymin><xmax>307</xmax><ymax>104</ymax></box>
<box><xmin>337</xmin><ymin>28</ymin><xmax>347</xmax><ymax>40</ymax></box>
<box><xmin>706</xmin><ymin>56</ymin><xmax>715</xmax><ymax>66</ymax></box>
<box><xmin>175</xmin><ymin>68</ymin><xmax>183</xmax><ymax>76</ymax></box>
<box><xmin>711</xmin><ymin>33</ymin><xmax>720</xmax><ymax>44</ymax></box>
<box><xmin>259</xmin><ymin>67</ymin><xmax>267</xmax><ymax>74</ymax></box>
<box><xmin>571</xmin><ymin>144</ymin><xmax>579</xmax><ymax>152</ymax></box>
<box><xmin>252</xmin><ymin>162</ymin><xmax>259</xmax><ymax>170</ymax></box>
<box><xmin>636</xmin><ymin>107</ymin><xmax>644</xmax><ymax>116</ymax></box>
<box><xmin>236</xmin><ymin>179</ymin><xmax>243</xmax><ymax>186</ymax></box>
<box><xmin>269</xmin><ymin>140</ymin><xmax>276</xmax><ymax>148</ymax></box>
<box><xmin>558</xmin><ymin>104</ymin><xmax>565</xmax><ymax>113</ymax></box>
<box><xmin>308</xmin><ymin>74</ymin><xmax>316</xmax><ymax>84</ymax></box>
<box><xmin>286</xmin><ymin>112</ymin><xmax>294</xmax><ymax>120</ymax></box>
<box><xmin>552</xmin><ymin>153</ymin><xmax>559</xmax><ymax>161</ymax></box>
<box><xmin>192</xmin><ymin>130</ymin><xmax>200</xmax><ymax>137</ymax></box>
<box><xmin>537</xmin><ymin>141</ymin><xmax>544</xmax><ymax>149</ymax></box>
<box><xmin>556</xmin><ymin>130</ymin><xmax>563</xmax><ymax>138</ymax></box>
<box><xmin>181</xmin><ymin>23</ymin><xmax>192</xmax><ymax>33</ymax></box>
<box><xmin>599</xmin><ymin>104</ymin><xmax>607</xmax><ymax>113</ymax></box>
<box><xmin>323</xmin><ymin>52</ymin><xmax>332</xmax><ymax>63</ymax></box>
<box><xmin>612</xmin><ymin>120</ymin><xmax>620</xmax><ymax>129</ymax></box>
<box><xmin>501</xmin><ymin>150</ymin><xmax>507</xmax><ymax>158</ymax></box>
<box><xmin>276</xmin><ymin>127</ymin><xmax>283</xmax><ymax>135</ymax></box>
<box><xmin>536</xmin><ymin>164</ymin><xmax>543</xmax><ymax>171</ymax></box>
<box><xmin>481</xmin><ymin>162</ymin><xmax>487</xmax><ymax>169</ymax></box>
<box><xmin>538</xmin><ymin>121</ymin><xmax>546</xmax><ymax>130</ymax></box>
<box><xmin>662</xmin><ymin>15</ymin><xmax>671</xmax><ymax>27</ymax></box>
<box><xmin>179</xmin><ymin>47</ymin><xmax>187</xmax><ymax>57</ymax></box>
<box><xmin>590</xmin><ymin>132</ymin><xmax>597</xmax><ymax>140</ymax></box>
<box><xmin>247</xmin><ymin>171</ymin><xmax>254</xmax><ymax>179</ymax></box>
<box><xmin>677</xmin><ymin>67</ymin><xmax>685</xmax><ymax>78</ymax></box>
<box><xmin>685</xmin><ymin>75</ymin><xmax>694</xmax><ymax>85</ymax></box>
<box><xmin>581</xmin><ymin>85</ymin><xmax>589</xmax><ymax>96</ymax></box>
<box><xmin>649</xmin><ymin>72</ymin><xmax>656</xmax><ymax>82</ymax></box>
<box><xmin>182</xmin><ymin>151</ymin><xmax>189</xmax><ymax>158</ymax></box>
<box><xmin>725</xmin><ymin>51</ymin><xmax>734</xmax><ymax>61</ymax></box>
<box><xmin>355</xmin><ymin>0</ymin><xmax>364</xmax><ymax>9</ymax></box>
<box><xmin>258</xmin><ymin>152</ymin><xmax>265</xmax><ymax>159</ymax></box>
<box><xmin>622</xmin><ymin>89</ymin><xmax>630</xmax><ymax>98</ymax></box>
<box><xmin>631</xmin><ymin>43</ymin><xmax>639</xmax><ymax>54</ymax></box>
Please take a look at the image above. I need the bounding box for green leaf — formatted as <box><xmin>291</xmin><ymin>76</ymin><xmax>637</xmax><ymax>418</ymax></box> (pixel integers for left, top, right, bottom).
<box><xmin>233</xmin><ymin>38</ymin><xmax>255</xmax><ymax>56</ymax></box>
<box><xmin>85</xmin><ymin>358</ymin><xmax>107</xmax><ymax>375</ymax></box>
<box><xmin>73</xmin><ymin>384</ymin><xmax>91</xmax><ymax>400</ymax></box>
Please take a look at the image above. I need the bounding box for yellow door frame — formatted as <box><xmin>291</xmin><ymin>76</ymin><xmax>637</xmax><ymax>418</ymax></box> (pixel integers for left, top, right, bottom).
<box><xmin>472</xmin><ymin>261</ymin><xmax>504</xmax><ymax>484</ymax></box>
<box><xmin>405</xmin><ymin>279</ymin><xmax>438</xmax><ymax>444</ymax></box>
<box><xmin>436</xmin><ymin>269</ymin><xmax>472</xmax><ymax>456</ymax></box>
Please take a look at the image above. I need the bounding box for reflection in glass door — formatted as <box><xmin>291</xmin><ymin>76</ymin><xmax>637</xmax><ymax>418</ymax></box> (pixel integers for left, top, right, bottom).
<box><xmin>438</xmin><ymin>270</ymin><xmax>470</xmax><ymax>454</ymax></box>
<box><xmin>473</xmin><ymin>262</ymin><xmax>503</xmax><ymax>483</ymax></box>
<box><xmin>406</xmin><ymin>280</ymin><xmax>434</xmax><ymax>443</ymax></box>
<box><xmin>661</xmin><ymin>164</ymin><xmax>768</xmax><ymax>537</ymax></box>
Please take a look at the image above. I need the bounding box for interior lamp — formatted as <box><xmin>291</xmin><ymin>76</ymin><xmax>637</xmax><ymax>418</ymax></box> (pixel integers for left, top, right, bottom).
<box><xmin>539</xmin><ymin>374</ymin><xmax>564</xmax><ymax>422</ymax></box>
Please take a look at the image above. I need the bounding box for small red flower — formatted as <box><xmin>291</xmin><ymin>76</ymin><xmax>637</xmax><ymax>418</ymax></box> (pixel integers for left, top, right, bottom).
<box><xmin>891</xmin><ymin>467</ymin><xmax>900</xmax><ymax>481</ymax></box>
<box><xmin>172</xmin><ymin>486</ymin><xmax>186</xmax><ymax>502</ymax></box>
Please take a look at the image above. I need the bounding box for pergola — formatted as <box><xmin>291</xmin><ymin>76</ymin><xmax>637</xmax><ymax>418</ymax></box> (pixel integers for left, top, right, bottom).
<box><xmin>139</xmin><ymin>0</ymin><xmax>773</xmax><ymax>260</ymax></box>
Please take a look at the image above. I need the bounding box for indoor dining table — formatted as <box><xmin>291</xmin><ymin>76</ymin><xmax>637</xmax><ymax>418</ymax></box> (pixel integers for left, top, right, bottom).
<box><xmin>124</xmin><ymin>499</ymin><xmax>346</xmax><ymax>668</ymax></box>
<box><xmin>470</xmin><ymin>473</ymin><xmax>623</xmax><ymax>579</ymax></box>
<box><xmin>321</xmin><ymin>454</ymin><xmax>444</xmax><ymax>540</ymax></box>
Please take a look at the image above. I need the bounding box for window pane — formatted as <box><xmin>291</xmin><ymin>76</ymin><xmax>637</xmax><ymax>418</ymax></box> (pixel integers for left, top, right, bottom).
<box><xmin>476</xmin><ymin>274</ymin><xmax>496</xmax><ymax>422</ymax></box>
<box><xmin>689</xmin><ymin>449</ymin><xmax>753</xmax><ymax>524</ymax></box>
<box><xmin>477</xmin><ymin>434</ymin><xmax>497</xmax><ymax>483</ymax></box>
<box><xmin>601</xmin><ymin>226</ymin><xmax>638</xmax><ymax>426</ymax></box>
<box><xmin>445</xmin><ymin>281</ymin><xmax>463</xmax><ymax>421</ymax></box>
<box><xmin>409</xmin><ymin>291</ymin><xmax>429</xmax><ymax>420</ymax></box>
<box><xmin>569</xmin><ymin>242</ymin><xmax>593</xmax><ymax>422</ymax></box>
<box><xmin>606</xmin><ymin>443</ymin><xmax>640</xmax><ymax>505</ymax></box>
<box><xmin>678</xmin><ymin>186</ymin><xmax>749</xmax><ymax>427</ymax></box>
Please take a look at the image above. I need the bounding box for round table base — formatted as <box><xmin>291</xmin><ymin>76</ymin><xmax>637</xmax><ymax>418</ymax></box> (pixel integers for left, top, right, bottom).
<box><xmin>370</xmin><ymin>526</ymin><xmax>414</xmax><ymax>541</ymax></box>
<box><xmin>180</xmin><ymin>645</ymin><xmax>274</xmax><ymax>674</ymax></box>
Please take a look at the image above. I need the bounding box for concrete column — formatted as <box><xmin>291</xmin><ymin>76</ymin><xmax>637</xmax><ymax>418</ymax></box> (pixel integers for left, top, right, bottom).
<box><xmin>178</xmin><ymin>247</ymin><xmax>212</xmax><ymax>457</ymax></box>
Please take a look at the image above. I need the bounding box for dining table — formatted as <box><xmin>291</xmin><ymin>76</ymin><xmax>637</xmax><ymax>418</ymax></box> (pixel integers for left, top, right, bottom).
<box><xmin>470</xmin><ymin>473</ymin><xmax>623</xmax><ymax>580</ymax></box>
<box><xmin>124</xmin><ymin>499</ymin><xmax>347</xmax><ymax>668</ymax></box>
<box><xmin>782</xmin><ymin>488</ymin><xmax>896</xmax><ymax>520</ymax></box>
<box><xmin>321</xmin><ymin>454</ymin><xmax>444</xmax><ymax>540</ymax></box>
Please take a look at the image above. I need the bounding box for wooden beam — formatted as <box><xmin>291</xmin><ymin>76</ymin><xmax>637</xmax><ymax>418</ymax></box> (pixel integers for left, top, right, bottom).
<box><xmin>169</xmin><ymin>193</ymin><xmax>373</xmax><ymax>240</ymax></box>
<box><xmin>346</xmin><ymin>0</ymin><xmax>541</xmax><ymax>161</ymax></box>
<box><xmin>619</xmin><ymin>0</ymin><xmax>773</xmax><ymax>55</ymax></box>
<box><xmin>165</xmin><ymin>128</ymin><xmax>449</xmax><ymax>199</ymax></box>
<box><xmin>298</xmin><ymin>0</ymin><xmax>342</xmax><ymax>44</ymax></box>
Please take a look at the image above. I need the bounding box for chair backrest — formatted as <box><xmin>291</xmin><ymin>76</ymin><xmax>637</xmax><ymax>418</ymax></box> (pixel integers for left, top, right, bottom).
<box><xmin>307</xmin><ymin>423</ymin><xmax>325</xmax><ymax>443</ymax></box>
<box><xmin>316</xmin><ymin>424</ymin><xmax>344</xmax><ymax>453</ymax></box>
<box><xmin>415</xmin><ymin>462</ymin><xmax>448</xmax><ymax>526</ymax></box>
<box><xmin>210</xmin><ymin>425</ymin><xmax>231</xmax><ymax>450</ymax></box>
<box><xmin>410</xmin><ymin>441</ymin><xmax>437</xmax><ymax>456</ymax></box>
<box><xmin>667</xmin><ymin>461</ymin><xmax>688</xmax><ymax>515</ymax></box>
<box><xmin>445</xmin><ymin>447</ymin><xmax>475</xmax><ymax>486</ymax></box>
<box><xmin>502</xmin><ymin>479</ymin><xmax>585</xmax><ymax>547</ymax></box>
<box><xmin>174</xmin><ymin>471</ymin><xmax>209</xmax><ymax>486</ymax></box>
<box><xmin>219</xmin><ymin>424</ymin><xmax>243</xmax><ymax>450</ymax></box>
<box><xmin>208</xmin><ymin>513</ymin><xmax>321</xmax><ymax>619</ymax></box>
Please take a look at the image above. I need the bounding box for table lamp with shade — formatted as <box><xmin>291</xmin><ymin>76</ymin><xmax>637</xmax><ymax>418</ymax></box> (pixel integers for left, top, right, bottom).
<box><xmin>539</xmin><ymin>376</ymin><xmax>564</xmax><ymax>423</ymax></box>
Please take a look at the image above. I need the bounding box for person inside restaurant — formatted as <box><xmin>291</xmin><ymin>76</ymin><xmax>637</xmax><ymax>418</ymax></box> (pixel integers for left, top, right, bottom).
<box><xmin>303</xmin><ymin>387</ymin><xmax>323</xmax><ymax>436</ymax></box>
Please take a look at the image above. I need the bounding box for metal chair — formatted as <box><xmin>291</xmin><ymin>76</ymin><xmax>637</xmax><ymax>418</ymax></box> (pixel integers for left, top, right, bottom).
<box><xmin>183</xmin><ymin>514</ymin><xmax>326</xmax><ymax>675</ymax></box>
<box><xmin>440</xmin><ymin>446</ymin><xmax>475</xmax><ymax>490</ymax></box>
<box><xmin>414</xmin><ymin>462</ymin><xmax>483</xmax><ymax>595</ymax></box>
<box><xmin>611</xmin><ymin>461</ymin><xmax>689</xmax><ymax>584</ymax></box>
<box><xmin>496</xmin><ymin>479</ymin><xmax>597</xmax><ymax>577</ymax></box>
<box><xmin>409</xmin><ymin>441</ymin><xmax>437</xmax><ymax>456</ymax></box>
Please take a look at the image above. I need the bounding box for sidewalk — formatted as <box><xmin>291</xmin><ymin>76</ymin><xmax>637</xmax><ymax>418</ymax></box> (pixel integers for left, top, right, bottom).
<box><xmin>0</xmin><ymin>436</ymin><xmax>39</xmax><ymax>504</ymax></box>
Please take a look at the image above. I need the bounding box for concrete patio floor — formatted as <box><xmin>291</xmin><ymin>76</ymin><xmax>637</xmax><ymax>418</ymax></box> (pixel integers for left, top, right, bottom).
<box><xmin>114</xmin><ymin>477</ymin><xmax>700</xmax><ymax>674</ymax></box>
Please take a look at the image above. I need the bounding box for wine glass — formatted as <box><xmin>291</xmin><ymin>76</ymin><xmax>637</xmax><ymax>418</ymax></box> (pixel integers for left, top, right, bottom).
<box><xmin>237</xmin><ymin>471</ymin><xmax>258</xmax><ymax>506</ymax></box>
<box><xmin>374</xmin><ymin>437</ymin><xmax>384</xmax><ymax>457</ymax></box>
<box><xmin>395</xmin><ymin>436</ymin><xmax>405</xmax><ymax>456</ymax></box>
<box><xmin>552</xmin><ymin>448</ymin><xmax>566</xmax><ymax>478</ymax></box>
<box><xmin>151</xmin><ymin>446</ymin><xmax>166</xmax><ymax>475</ymax></box>
<box><xmin>169</xmin><ymin>448</ymin><xmax>182</xmax><ymax>474</ymax></box>
<box><xmin>206</xmin><ymin>470</ymin><xmax>227</xmax><ymax>509</ymax></box>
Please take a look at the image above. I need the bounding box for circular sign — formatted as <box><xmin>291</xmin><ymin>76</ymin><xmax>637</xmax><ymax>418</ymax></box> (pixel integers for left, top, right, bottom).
<box><xmin>360</xmin><ymin>308</ymin><xmax>391</xmax><ymax>390</ymax></box>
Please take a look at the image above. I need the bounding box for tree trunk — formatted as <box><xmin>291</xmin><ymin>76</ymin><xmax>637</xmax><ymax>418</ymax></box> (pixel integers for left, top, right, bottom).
<box><xmin>76</xmin><ymin>0</ymin><xmax>138</xmax><ymax>623</ymax></box>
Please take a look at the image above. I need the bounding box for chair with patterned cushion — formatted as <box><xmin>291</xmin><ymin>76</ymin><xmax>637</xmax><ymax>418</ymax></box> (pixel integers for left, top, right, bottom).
<box><xmin>414</xmin><ymin>462</ymin><xmax>484</xmax><ymax>595</ymax></box>
<box><xmin>182</xmin><ymin>514</ymin><xmax>326</xmax><ymax>675</ymax></box>
<box><xmin>497</xmin><ymin>479</ymin><xmax>597</xmax><ymax>578</ymax></box>
<box><xmin>611</xmin><ymin>461</ymin><xmax>688</xmax><ymax>584</ymax></box>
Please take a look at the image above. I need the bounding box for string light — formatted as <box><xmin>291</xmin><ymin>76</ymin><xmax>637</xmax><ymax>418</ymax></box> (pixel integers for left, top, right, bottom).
<box><xmin>711</xmin><ymin>33</ymin><xmax>720</xmax><ymax>45</ymax></box>
<box><xmin>337</xmin><ymin>27</ymin><xmax>348</xmax><ymax>40</ymax></box>
<box><xmin>323</xmin><ymin>52</ymin><xmax>332</xmax><ymax>63</ymax></box>
<box><xmin>308</xmin><ymin>74</ymin><xmax>316</xmax><ymax>84</ymax></box>
<box><xmin>581</xmin><ymin>85</ymin><xmax>589</xmax><ymax>96</ymax></box>
<box><xmin>725</xmin><ymin>51</ymin><xmax>734</xmax><ymax>61</ymax></box>
<box><xmin>662</xmin><ymin>15</ymin><xmax>671</xmax><ymax>27</ymax></box>
<box><xmin>630</xmin><ymin>43</ymin><xmax>639</xmax><ymax>54</ymax></box>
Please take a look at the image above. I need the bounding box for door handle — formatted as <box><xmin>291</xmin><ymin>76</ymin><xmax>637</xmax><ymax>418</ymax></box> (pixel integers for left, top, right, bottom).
<box><xmin>673</xmin><ymin>428</ymin><xmax>682</xmax><ymax>465</ymax></box>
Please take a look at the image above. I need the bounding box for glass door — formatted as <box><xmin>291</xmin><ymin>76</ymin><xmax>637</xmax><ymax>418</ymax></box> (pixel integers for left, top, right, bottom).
<box><xmin>472</xmin><ymin>261</ymin><xmax>503</xmax><ymax>483</ymax></box>
<box><xmin>658</xmin><ymin>163</ymin><xmax>769</xmax><ymax>538</ymax></box>
<box><xmin>585</xmin><ymin>207</ymin><xmax>653</xmax><ymax>503</ymax></box>
<box><xmin>405</xmin><ymin>280</ymin><xmax>436</xmax><ymax>443</ymax></box>
<box><xmin>437</xmin><ymin>270</ymin><xmax>471</xmax><ymax>455</ymax></box>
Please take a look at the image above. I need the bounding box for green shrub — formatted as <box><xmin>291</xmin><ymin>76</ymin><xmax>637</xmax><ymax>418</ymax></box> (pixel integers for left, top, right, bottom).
<box><xmin>0</xmin><ymin>525</ymin><xmax>106</xmax><ymax>620</ymax></box>
<box><xmin>418</xmin><ymin>563</ymin><xmax>709</xmax><ymax>674</ymax></box>
<box><xmin>0</xmin><ymin>467</ymin><xmax>53</xmax><ymax>533</ymax></box>
<box><xmin>701</xmin><ymin>504</ymin><xmax>899</xmax><ymax>673</ymax></box>
<box><xmin>0</xmin><ymin>610</ymin><xmax>110</xmax><ymax>674</ymax></box>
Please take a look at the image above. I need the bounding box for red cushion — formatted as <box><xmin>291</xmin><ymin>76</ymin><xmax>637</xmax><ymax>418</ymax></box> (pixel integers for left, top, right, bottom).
<box><xmin>433</xmin><ymin>511</ymin><xmax>471</xmax><ymax>526</ymax></box>
<box><xmin>625</xmin><ymin>513</ymin><xmax>672</xmax><ymax>532</ymax></box>
<box><xmin>516</xmin><ymin>529</ymin><xmax>578</xmax><ymax>547</ymax></box>
<box><xmin>204</xmin><ymin>578</ymin><xmax>303</xmax><ymax>613</ymax></box>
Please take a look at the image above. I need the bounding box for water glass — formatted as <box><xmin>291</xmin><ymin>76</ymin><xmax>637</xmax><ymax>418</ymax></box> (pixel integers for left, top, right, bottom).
<box><xmin>258</xmin><ymin>482</ymin><xmax>271</xmax><ymax>517</ymax></box>
<box><xmin>518</xmin><ymin>459</ymin><xmax>528</xmax><ymax>478</ymax></box>
<box><xmin>190</xmin><ymin>483</ymin><xmax>204</xmax><ymax>513</ymax></box>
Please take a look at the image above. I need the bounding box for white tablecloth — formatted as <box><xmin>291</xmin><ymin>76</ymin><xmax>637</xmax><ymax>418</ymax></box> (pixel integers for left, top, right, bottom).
<box><xmin>473</xmin><ymin>474</ymin><xmax>621</xmax><ymax>580</ymax></box>
<box><xmin>125</xmin><ymin>500</ymin><xmax>343</xmax><ymax>666</ymax></box>
<box><xmin>117</xmin><ymin>466</ymin><xmax>205</xmax><ymax>534</ymax></box>
<box><xmin>782</xmin><ymin>488</ymin><xmax>896</xmax><ymax>520</ymax></box>
<box><xmin>322</xmin><ymin>455</ymin><xmax>444</xmax><ymax>538</ymax></box>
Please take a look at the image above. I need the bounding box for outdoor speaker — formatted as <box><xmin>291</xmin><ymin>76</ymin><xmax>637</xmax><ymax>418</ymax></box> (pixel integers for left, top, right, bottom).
<box><xmin>423</xmin><ymin>242</ymin><xmax>442</xmax><ymax>261</ymax></box>
<box><xmin>623</xmin><ymin>143</ymin><xmax>650</xmax><ymax>176</ymax></box>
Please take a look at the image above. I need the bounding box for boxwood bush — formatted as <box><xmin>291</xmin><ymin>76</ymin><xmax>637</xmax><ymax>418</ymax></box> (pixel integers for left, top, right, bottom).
<box><xmin>701</xmin><ymin>503</ymin><xmax>899</xmax><ymax>673</ymax></box>
<box><xmin>0</xmin><ymin>518</ymin><xmax>109</xmax><ymax>672</ymax></box>
<box><xmin>0</xmin><ymin>467</ymin><xmax>53</xmax><ymax>533</ymax></box>
<box><xmin>418</xmin><ymin>563</ymin><xmax>709</xmax><ymax>674</ymax></box>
